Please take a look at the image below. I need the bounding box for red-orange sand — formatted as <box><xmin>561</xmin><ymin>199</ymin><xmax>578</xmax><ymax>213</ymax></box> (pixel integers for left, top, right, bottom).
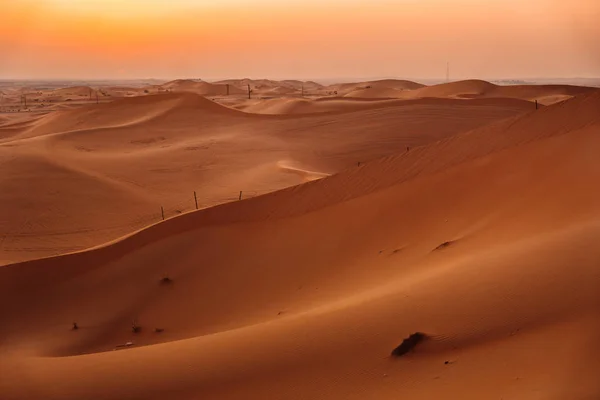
<box><xmin>1</xmin><ymin>80</ymin><xmax>599</xmax><ymax>400</ymax></box>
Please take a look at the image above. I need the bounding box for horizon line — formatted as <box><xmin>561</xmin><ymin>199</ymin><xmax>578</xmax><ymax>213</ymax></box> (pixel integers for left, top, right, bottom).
<box><xmin>1</xmin><ymin>76</ymin><xmax>600</xmax><ymax>83</ymax></box>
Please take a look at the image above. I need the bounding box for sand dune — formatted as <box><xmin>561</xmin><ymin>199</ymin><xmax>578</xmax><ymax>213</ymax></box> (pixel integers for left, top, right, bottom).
<box><xmin>215</xmin><ymin>78</ymin><xmax>284</xmax><ymax>87</ymax></box>
<box><xmin>261</xmin><ymin>86</ymin><xmax>298</xmax><ymax>95</ymax></box>
<box><xmin>160</xmin><ymin>79</ymin><xmax>245</xmax><ymax>96</ymax></box>
<box><xmin>213</xmin><ymin>78</ymin><xmax>323</xmax><ymax>94</ymax></box>
<box><xmin>400</xmin><ymin>79</ymin><xmax>595</xmax><ymax>104</ymax></box>
<box><xmin>4</xmin><ymin>93</ymin><xmax>229</xmax><ymax>142</ymax></box>
<box><xmin>367</xmin><ymin>79</ymin><xmax>426</xmax><ymax>90</ymax></box>
<box><xmin>280</xmin><ymin>79</ymin><xmax>323</xmax><ymax>90</ymax></box>
<box><xmin>324</xmin><ymin>79</ymin><xmax>425</xmax><ymax>95</ymax></box>
<box><xmin>237</xmin><ymin>96</ymin><xmax>537</xmax><ymax>115</ymax></box>
<box><xmin>101</xmin><ymin>86</ymin><xmax>147</xmax><ymax>98</ymax></box>
<box><xmin>50</xmin><ymin>86</ymin><xmax>94</xmax><ymax>97</ymax></box>
<box><xmin>325</xmin><ymin>79</ymin><xmax>595</xmax><ymax>103</ymax></box>
<box><xmin>0</xmin><ymin>92</ymin><xmax>532</xmax><ymax>263</ymax></box>
<box><xmin>1</xmin><ymin>90</ymin><xmax>599</xmax><ymax>399</ymax></box>
<box><xmin>343</xmin><ymin>86</ymin><xmax>412</xmax><ymax>98</ymax></box>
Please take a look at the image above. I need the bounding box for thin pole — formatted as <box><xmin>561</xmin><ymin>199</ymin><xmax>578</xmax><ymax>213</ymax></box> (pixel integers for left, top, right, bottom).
<box><xmin>239</xmin><ymin>191</ymin><xmax>243</xmax><ymax>201</ymax></box>
<box><xmin>247</xmin><ymin>84</ymin><xmax>251</xmax><ymax>100</ymax></box>
<box><xmin>194</xmin><ymin>191</ymin><xmax>198</xmax><ymax>210</ymax></box>
<box><xmin>535</xmin><ymin>100</ymin><xmax>538</xmax><ymax>110</ymax></box>
<box><xmin>161</xmin><ymin>206</ymin><xmax>165</xmax><ymax>221</ymax></box>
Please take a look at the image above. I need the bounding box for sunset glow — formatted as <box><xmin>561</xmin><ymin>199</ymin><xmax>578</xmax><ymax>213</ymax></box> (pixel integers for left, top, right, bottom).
<box><xmin>1</xmin><ymin>0</ymin><xmax>599</xmax><ymax>79</ymax></box>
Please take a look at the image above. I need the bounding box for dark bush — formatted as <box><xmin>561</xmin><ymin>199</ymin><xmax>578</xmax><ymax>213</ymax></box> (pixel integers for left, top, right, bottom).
<box><xmin>132</xmin><ymin>320</ymin><xmax>141</xmax><ymax>333</ymax></box>
<box><xmin>391</xmin><ymin>332</ymin><xmax>427</xmax><ymax>357</ymax></box>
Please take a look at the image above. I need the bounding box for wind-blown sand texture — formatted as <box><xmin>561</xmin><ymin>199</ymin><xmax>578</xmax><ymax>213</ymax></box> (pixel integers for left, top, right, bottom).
<box><xmin>1</xmin><ymin>80</ymin><xmax>599</xmax><ymax>400</ymax></box>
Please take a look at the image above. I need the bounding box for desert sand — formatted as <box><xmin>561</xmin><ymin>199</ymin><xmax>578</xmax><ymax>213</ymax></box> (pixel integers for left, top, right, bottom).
<box><xmin>0</xmin><ymin>85</ymin><xmax>537</xmax><ymax>264</ymax></box>
<box><xmin>1</xmin><ymin>79</ymin><xmax>599</xmax><ymax>400</ymax></box>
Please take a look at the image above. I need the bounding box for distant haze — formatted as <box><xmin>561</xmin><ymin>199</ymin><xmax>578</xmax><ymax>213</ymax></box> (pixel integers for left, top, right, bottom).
<box><xmin>1</xmin><ymin>0</ymin><xmax>599</xmax><ymax>80</ymax></box>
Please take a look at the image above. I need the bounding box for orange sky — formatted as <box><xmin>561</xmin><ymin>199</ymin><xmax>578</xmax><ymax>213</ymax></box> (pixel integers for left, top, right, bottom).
<box><xmin>1</xmin><ymin>0</ymin><xmax>599</xmax><ymax>80</ymax></box>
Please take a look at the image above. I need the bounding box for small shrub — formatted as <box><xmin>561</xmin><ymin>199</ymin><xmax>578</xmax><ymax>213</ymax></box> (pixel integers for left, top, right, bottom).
<box><xmin>132</xmin><ymin>320</ymin><xmax>141</xmax><ymax>333</ymax></box>
<box><xmin>391</xmin><ymin>332</ymin><xmax>427</xmax><ymax>357</ymax></box>
<box><xmin>433</xmin><ymin>241</ymin><xmax>452</xmax><ymax>251</ymax></box>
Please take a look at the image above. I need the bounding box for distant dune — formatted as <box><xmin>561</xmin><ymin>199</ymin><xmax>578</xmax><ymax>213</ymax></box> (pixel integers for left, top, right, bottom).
<box><xmin>343</xmin><ymin>87</ymin><xmax>409</xmax><ymax>98</ymax></box>
<box><xmin>314</xmin><ymin>79</ymin><xmax>595</xmax><ymax>104</ymax></box>
<box><xmin>399</xmin><ymin>79</ymin><xmax>595</xmax><ymax>104</ymax></box>
<box><xmin>280</xmin><ymin>79</ymin><xmax>324</xmax><ymax>90</ymax></box>
<box><xmin>261</xmin><ymin>86</ymin><xmax>298</xmax><ymax>95</ymax></box>
<box><xmin>50</xmin><ymin>86</ymin><xmax>94</xmax><ymax>96</ymax></box>
<box><xmin>160</xmin><ymin>79</ymin><xmax>246</xmax><ymax>96</ymax></box>
<box><xmin>324</xmin><ymin>79</ymin><xmax>425</xmax><ymax>95</ymax></box>
<box><xmin>214</xmin><ymin>78</ymin><xmax>323</xmax><ymax>92</ymax></box>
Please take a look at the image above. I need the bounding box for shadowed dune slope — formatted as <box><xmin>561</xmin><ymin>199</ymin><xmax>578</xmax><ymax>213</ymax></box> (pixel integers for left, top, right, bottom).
<box><xmin>1</xmin><ymin>91</ymin><xmax>599</xmax><ymax>400</ymax></box>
